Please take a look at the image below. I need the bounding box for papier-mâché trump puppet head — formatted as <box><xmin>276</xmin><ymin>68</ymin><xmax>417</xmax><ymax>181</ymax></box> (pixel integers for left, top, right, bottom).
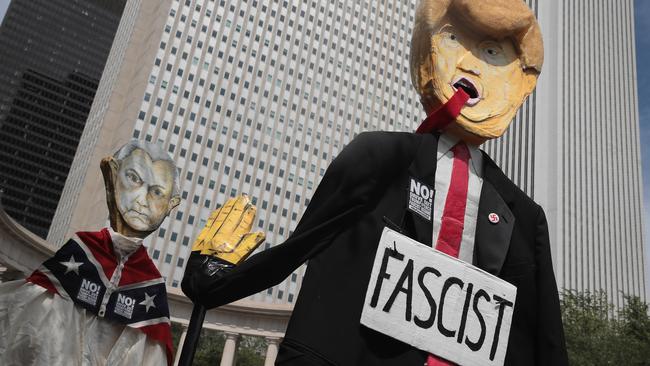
<box><xmin>410</xmin><ymin>0</ymin><xmax>544</xmax><ymax>145</ymax></box>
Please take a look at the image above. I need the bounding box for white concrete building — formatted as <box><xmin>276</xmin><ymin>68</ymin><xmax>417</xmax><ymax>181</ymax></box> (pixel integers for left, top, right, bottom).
<box><xmin>531</xmin><ymin>0</ymin><xmax>646</xmax><ymax>307</ymax></box>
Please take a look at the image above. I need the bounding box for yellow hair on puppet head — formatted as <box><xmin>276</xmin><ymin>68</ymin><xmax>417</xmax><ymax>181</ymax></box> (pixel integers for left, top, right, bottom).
<box><xmin>410</xmin><ymin>0</ymin><xmax>544</xmax><ymax>96</ymax></box>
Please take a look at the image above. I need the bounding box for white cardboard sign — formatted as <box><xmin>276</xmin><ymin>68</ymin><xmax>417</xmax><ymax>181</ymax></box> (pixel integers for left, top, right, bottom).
<box><xmin>361</xmin><ymin>228</ymin><xmax>517</xmax><ymax>366</ymax></box>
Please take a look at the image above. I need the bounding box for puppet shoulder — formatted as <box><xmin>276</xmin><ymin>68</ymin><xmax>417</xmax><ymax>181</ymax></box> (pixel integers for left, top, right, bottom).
<box><xmin>334</xmin><ymin>131</ymin><xmax>423</xmax><ymax>170</ymax></box>
<box><xmin>482</xmin><ymin>152</ymin><xmax>543</xmax><ymax>222</ymax></box>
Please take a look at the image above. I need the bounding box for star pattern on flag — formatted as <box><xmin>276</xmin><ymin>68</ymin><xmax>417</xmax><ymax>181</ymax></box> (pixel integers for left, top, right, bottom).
<box><xmin>139</xmin><ymin>292</ymin><xmax>157</xmax><ymax>313</ymax></box>
<box><xmin>60</xmin><ymin>256</ymin><xmax>82</xmax><ymax>275</ymax></box>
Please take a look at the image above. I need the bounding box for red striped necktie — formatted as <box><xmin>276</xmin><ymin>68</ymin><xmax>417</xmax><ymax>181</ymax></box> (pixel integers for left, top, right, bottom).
<box><xmin>427</xmin><ymin>142</ymin><xmax>471</xmax><ymax>366</ymax></box>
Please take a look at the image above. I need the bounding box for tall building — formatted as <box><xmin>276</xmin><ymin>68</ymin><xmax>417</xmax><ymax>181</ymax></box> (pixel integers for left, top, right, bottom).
<box><xmin>50</xmin><ymin>0</ymin><xmax>646</xmax><ymax>307</ymax></box>
<box><xmin>0</xmin><ymin>0</ymin><xmax>126</xmax><ymax>238</ymax></box>
<box><xmin>536</xmin><ymin>0</ymin><xmax>646</xmax><ymax>308</ymax></box>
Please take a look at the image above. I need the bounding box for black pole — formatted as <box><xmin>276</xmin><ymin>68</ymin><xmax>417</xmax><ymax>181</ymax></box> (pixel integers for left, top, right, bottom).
<box><xmin>178</xmin><ymin>304</ymin><xmax>207</xmax><ymax>366</ymax></box>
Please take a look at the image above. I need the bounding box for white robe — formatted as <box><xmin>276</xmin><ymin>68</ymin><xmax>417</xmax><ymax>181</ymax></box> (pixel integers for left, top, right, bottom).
<box><xmin>0</xmin><ymin>280</ymin><xmax>167</xmax><ymax>366</ymax></box>
<box><xmin>0</xmin><ymin>227</ymin><xmax>169</xmax><ymax>366</ymax></box>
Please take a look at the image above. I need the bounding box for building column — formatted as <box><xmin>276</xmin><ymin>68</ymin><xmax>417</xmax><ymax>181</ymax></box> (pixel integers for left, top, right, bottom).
<box><xmin>264</xmin><ymin>337</ymin><xmax>281</xmax><ymax>366</ymax></box>
<box><xmin>219</xmin><ymin>332</ymin><xmax>240</xmax><ymax>366</ymax></box>
<box><xmin>173</xmin><ymin>325</ymin><xmax>188</xmax><ymax>366</ymax></box>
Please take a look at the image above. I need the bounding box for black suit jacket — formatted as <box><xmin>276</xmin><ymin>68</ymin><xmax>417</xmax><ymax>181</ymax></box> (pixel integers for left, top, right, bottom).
<box><xmin>189</xmin><ymin>131</ymin><xmax>568</xmax><ymax>365</ymax></box>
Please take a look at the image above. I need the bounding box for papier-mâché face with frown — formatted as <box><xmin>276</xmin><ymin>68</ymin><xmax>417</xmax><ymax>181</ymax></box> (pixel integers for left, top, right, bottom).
<box><xmin>410</xmin><ymin>0</ymin><xmax>544</xmax><ymax>145</ymax></box>
<box><xmin>101</xmin><ymin>141</ymin><xmax>181</xmax><ymax>239</ymax></box>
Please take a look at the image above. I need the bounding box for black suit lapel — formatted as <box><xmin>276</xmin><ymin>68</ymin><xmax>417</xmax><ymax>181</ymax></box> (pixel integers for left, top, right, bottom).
<box><xmin>473</xmin><ymin>154</ymin><xmax>515</xmax><ymax>276</ymax></box>
<box><xmin>397</xmin><ymin>135</ymin><xmax>515</xmax><ymax>273</ymax></box>
<box><xmin>402</xmin><ymin>133</ymin><xmax>438</xmax><ymax>246</ymax></box>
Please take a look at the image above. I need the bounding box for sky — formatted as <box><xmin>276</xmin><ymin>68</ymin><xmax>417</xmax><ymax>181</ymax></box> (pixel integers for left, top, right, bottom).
<box><xmin>0</xmin><ymin>0</ymin><xmax>7</xmax><ymax>24</ymax></box>
<box><xmin>634</xmin><ymin>0</ymin><xmax>650</xmax><ymax>291</ymax></box>
<box><xmin>0</xmin><ymin>0</ymin><xmax>648</xmax><ymax>288</ymax></box>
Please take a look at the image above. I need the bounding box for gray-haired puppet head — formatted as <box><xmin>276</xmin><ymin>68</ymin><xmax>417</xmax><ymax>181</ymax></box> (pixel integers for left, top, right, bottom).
<box><xmin>101</xmin><ymin>140</ymin><xmax>181</xmax><ymax>238</ymax></box>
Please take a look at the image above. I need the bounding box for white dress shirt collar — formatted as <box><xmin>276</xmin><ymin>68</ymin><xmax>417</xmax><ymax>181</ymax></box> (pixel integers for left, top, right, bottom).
<box><xmin>108</xmin><ymin>227</ymin><xmax>144</xmax><ymax>260</ymax></box>
<box><xmin>436</xmin><ymin>133</ymin><xmax>484</xmax><ymax>178</ymax></box>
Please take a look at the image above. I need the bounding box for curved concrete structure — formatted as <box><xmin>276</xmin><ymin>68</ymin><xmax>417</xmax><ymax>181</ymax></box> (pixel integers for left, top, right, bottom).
<box><xmin>0</xmin><ymin>207</ymin><xmax>290</xmax><ymax>364</ymax></box>
<box><xmin>0</xmin><ymin>207</ymin><xmax>57</xmax><ymax>277</ymax></box>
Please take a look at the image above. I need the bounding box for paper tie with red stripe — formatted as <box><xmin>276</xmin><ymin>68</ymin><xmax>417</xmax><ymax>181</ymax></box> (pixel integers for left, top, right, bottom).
<box><xmin>416</xmin><ymin>88</ymin><xmax>469</xmax><ymax>134</ymax></box>
<box><xmin>426</xmin><ymin>142</ymin><xmax>471</xmax><ymax>366</ymax></box>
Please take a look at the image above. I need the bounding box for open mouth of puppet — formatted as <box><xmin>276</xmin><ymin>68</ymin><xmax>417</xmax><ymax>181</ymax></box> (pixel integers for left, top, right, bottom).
<box><xmin>452</xmin><ymin>77</ymin><xmax>481</xmax><ymax>106</ymax></box>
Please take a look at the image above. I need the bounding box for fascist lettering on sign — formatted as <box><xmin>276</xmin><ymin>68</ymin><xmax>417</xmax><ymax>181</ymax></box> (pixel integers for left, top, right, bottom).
<box><xmin>361</xmin><ymin>228</ymin><xmax>517</xmax><ymax>366</ymax></box>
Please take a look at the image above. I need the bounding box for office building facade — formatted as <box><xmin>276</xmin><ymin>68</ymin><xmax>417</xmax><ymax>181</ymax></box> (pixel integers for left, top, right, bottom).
<box><xmin>0</xmin><ymin>0</ymin><xmax>125</xmax><ymax>238</ymax></box>
<box><xmin>539</xmin><ymin>0</ymin><xmax>646</xmax><ymax>307</ymax></box>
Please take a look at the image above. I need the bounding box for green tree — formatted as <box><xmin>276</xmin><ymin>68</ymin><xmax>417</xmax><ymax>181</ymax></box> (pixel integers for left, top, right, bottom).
<box><xmin>171</xmin><ymin>325</ymin><xmax>266</xmax><ymax>366</ymax></box>
<box><xmin>561</xmin><ymin>290</ymin><xmax>650</xmax><ymax>366</ymax></box>
<box><xmin>236</xmin><ymin>335</ymin><xmax>267</xmax><ymax>366</ymax></box>
<box><xmin>618</xmin><ymin>295</ymin><xmax>650</xmax><ymax>364</ymax></box>
<box><xmin>193</xmin><ymin>328</ymin><xmax>226</xmax><ymax>365</ymax></box>
<box><xmin>171</xmin><ymin>324</ymin><xmax>224</xmax><ymax>365</ymax></box>
<box><xmin>171</xmin><ymin>322</ymin><xmax>184</xmax><ymax>351</ymax></box>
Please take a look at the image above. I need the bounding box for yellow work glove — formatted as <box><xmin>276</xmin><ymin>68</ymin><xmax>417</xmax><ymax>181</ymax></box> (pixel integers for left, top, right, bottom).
<box><xmin>191</xmin><ymin>194</ymin><xmax>265</xmax><ymax>264</ymax></box>
<box><xmin>182</xmin><ymin>195</ymin><xmax>266</xmax><ymax>304</ymax></box>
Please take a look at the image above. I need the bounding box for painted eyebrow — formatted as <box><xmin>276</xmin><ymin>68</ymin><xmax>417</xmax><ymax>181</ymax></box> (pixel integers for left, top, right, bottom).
<box><xmin>149</xmin><ymin>184</ymin><xmax>168</xmax><ymax>191</ymax></box>
<box><xmin>125</xmin><ymin>168</ymin><xmax>143</xmax><ymax>179</ymax></box>
<box><xmin>437</xmin><ymin>25</ymin><xmax>455</xmax><ymax>33</ymax></box>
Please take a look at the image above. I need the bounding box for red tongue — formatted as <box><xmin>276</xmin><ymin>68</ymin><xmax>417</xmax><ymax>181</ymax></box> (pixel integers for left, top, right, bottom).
<box><xmin>415</xmin><ymin>88</ymin><xmax>470</xmax><ymax>134</ymax></box>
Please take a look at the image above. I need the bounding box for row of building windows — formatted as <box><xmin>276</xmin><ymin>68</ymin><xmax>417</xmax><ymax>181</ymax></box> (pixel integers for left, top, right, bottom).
<box><xmin>140</xmin><ymin>0</ymin><xmax>420</xmax><ymax>302</ymax></box>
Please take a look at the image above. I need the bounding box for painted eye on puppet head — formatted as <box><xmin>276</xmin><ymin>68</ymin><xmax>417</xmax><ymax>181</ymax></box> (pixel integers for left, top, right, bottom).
<box><xmin>125</xmin><ymin>169</ymin><xmax>143</xmax><ymax>185</ymax></box>
<box><xmin>438</xmin><ymin>26</ymin><xmax>461</xmax><ymax>48</ymax></box>
<box><xmin>479</xmin><ymin>41</ymin><xmax>507</xmax><ymax>65</ymax></box>
<box><xmin>150</xmin><ymin>186</ymin><xmax>164</xmax><ymax>198</ymax></box>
